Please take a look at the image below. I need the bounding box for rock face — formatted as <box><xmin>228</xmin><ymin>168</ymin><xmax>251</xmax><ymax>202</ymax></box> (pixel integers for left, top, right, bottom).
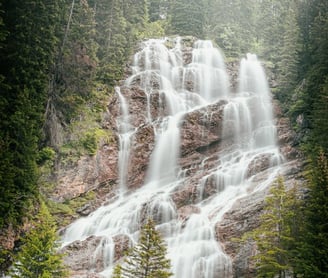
<box><xmin>53</xmin><ymin>37</ymin><xmax>304</xmax><ymax>277</ymax></box>
<box><xmin>52</xmin><ymin>142</ymin><xmax>119</xmax><ymax>202</ymax></box>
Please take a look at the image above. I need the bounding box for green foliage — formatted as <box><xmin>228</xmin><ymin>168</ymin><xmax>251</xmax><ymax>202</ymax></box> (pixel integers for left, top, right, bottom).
<box><xmin>46</xmin><ymin>190</ymin><xmax>96</xmax><ymax>226</ymax></box>
<box><xmin>292</xmin><ymin>0</ymin><xmax>328</xmax><ymax>152</ymax></box>
<box><xmin>169</xmin><ymin>0</ymin><xmax>205</xmax><ymax>38</ymax></box>
<box><xmin>206</xmin><ymin>0</ymin><xmax>257</xmax><ymax>57</ymax></box>
<box><xmin>59</xmin><ymin>127</ymin><xmax>112</xmax><ymax>165</ymax></box>
<box><xmin>37</xmin><ymin>147</ymin><xmax>56</xmax><ymax>165</ymax></box>
<box><xmin>312</xmin><ymin>78</ymin><xmax>328</xmax><ymax>152</ymax></box>
<box><xmin>147</xmin><ymin>0</ymin><xmax>170</xmax><ymax>22</ymax></box>
<box><xmin>296</xmin><ymin>150</ymin><xmax>328</xmax><ymax>277</ymax></box>
<box><xmin>138</xmin><ymin>20</ymin><xmax>166</xmax><ymax>39</ymax></box>
<box><xmin>275</xmin><ymin>4</ymin><xmax>300</xmax><ymax>93</ymax></box>
<box><xmin>0</xmin><ymin>0</ymin><xmax>62</xmax><ymax>229</ymax></box>
<box><xmin>0</xmin><ymin>247</ymin><xmax>11</xmax><ymax>277</ymax></box>
<box><xmin>113</xmin><ymin>218</ymin><xmax>172</xmax><ymax>278</ymax></box>
<box><xmin>244</xmin><ymin>177</ymin><xmax>300</xmax><ymax>277</ymax></box>
<box><xmin>9</xmin><ymin>201</ymin><xmax>68</xmax><ymax>278</ymax></box>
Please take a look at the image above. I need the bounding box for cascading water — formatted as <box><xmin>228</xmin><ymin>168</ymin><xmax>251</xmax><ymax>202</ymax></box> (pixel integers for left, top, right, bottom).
<box><xmin>116</xmin><ymin>87</ymin><xmax>134</xmax><ymax>195</ymax></box>
<box><xmin>61</xmin><ymin>38</ymin><xmax>283</xmax><ymax>278</ymax></box>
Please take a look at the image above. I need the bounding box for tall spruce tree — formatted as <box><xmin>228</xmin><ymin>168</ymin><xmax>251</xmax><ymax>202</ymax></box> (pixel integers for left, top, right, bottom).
<box><xmin>290</xmin><ymin>0</ymin><xmax>328</xmax><ymax>151</ymax></box>
<box><xmin>96</xmin><ymin>0</ymin><xmax>129</xmax><ymax>86</ymax></box>
<box><xmin>276</xmin><ymin>3</ymin><xmax>300</xmax><ymax>92</ymax></box>
<box><xmin>10</xmin><ymin>202</ymin><xmax>68</xmax><ymax>278</ymax></box>
<box><xmin>113</xmin><ymin>218</ymin><xmax>172</xmax><ymax>278</ymax></box>
<box><xmin>245</xmin><ymin>177</ymin><xmax>300</xmax><ymax>278</ymax></box>
<box><xmin>296</xmin><ymin>150</ymin><xmax>328</xmax><ymax>277</ymax></box>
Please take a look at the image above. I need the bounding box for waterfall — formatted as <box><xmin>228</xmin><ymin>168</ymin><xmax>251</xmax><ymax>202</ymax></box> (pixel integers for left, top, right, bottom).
<box><xmin>61</xmin><ymin>38</ymin><xmax>283</xmax><ymax>278</ymax></box>
<box><xmin>116</xmin><ymin>87</ymin><xmax>134</xmax><ymax>196</ymax></box>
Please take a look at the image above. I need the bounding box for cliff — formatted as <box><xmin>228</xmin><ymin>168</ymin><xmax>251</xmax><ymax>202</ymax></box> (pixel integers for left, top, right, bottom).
<box><xmin>3</xmin><ymin>37</ymin><xmax>304</xmax><ymax>278</ymax></box>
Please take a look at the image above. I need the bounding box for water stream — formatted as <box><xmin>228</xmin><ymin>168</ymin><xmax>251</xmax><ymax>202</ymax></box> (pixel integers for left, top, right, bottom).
<box><xmin>62</xmin><ymin>38</ymin><xmax>283</xmax><ymax>277</ymax></box>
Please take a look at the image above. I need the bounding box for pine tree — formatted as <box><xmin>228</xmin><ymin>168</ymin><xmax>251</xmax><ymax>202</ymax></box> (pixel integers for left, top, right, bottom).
<box><xmin>55</xmin><ymin>0</ymin><xmax>98</xmax><ymax>122</ymax></box>
<box><xmin>0</xmin><ymin>0</ymin><xmax>62</xmax><ymax>228</ymax></box>
<box><xmin>148</xmin><ymin>0</ymin><xmax>170</xmax><ymax>22</ymax></box>
<box><xmin>169</xmin><ymin>0</ymin><xmax>205</xmax><ymax>38</ymax></box>
<box><xmin>10</xmin><ymin>202</ymin><xmax>68</xmax><ymax>278</ymax></box>
<box><xmin>206</xmin><ymin>0</ymin><xmax>257</xmax><ymax>57</ymax></box>
<box><xmin>245</xmin><ymin>177</ymin><xmax>300</xmax><ymax>278</ymax></box>
<box><xmin>96</xmin><ymin>0</ymin><xmax>129</xmax><ymax>86</ymax></box>
<box><xmin>276</xmin><ymin>3</ymin><xmax>300</xmax><ymax>92</ymax></box>
<box><xmin>113</xmin><ymin>218</ymin><xmax>172</xmax><ymax>278</ymax></box>
<box><xmin>296</xmin><ymin>150</ymin><xmax>328</xmax><ymax>277</ymax></box>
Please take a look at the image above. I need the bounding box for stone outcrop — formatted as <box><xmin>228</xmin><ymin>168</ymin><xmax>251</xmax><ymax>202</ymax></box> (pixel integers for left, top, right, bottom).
<box><xmin>62</xmin><ymin>234</ymin><xmax>132</xmax><ymax>274</ymax></box>
<box><xmin>52</xmin><ymin>142</ymin><xmax>118</xmax><ymax>202</ymax></box>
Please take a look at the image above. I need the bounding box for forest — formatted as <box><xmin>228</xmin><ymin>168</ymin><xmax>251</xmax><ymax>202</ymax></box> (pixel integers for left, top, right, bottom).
<box><xmin>0</xmin><ymin>0</ymin><xmax>327</xmax><ymax>277</ymax></box>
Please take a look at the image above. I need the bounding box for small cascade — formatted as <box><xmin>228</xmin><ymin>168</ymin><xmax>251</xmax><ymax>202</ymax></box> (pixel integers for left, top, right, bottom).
<box><xmin>61</xmin><ymin>38</ymin><xmax>284</xmax><ymax>278</ymax></box>
<box><xmin>146</xmin><ymin>115</ymin><xmax>182</xmax><ymax>187</ymax></box>
<box><xmin>116</xmin><ymin>87</ymin><xmax>134</xmax><ymax>195</ymax></box>
<box><xmin>183</xmin><ymin>40</ymin><xmax>229</xmax><ymax>102</ymax></box>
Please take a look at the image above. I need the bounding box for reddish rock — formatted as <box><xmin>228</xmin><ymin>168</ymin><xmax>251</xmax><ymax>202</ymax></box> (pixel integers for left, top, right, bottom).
<box><xmin>62</xmin><ymin>234</ymin><xmax>132</xmax><ymax>274</ymax></box>
<box><xmin>171</xmin><ymin>183</ymin><xmax>199</xmax><ymax>208</ymax></box>
<box><xmin>62</xmin><ymin>236</ymin><xmax>105</xmax><ymax>272</ymax></box>
<box><xmin>113</xmin><ymin>234</ymin><xmax>132</xmax><ymax>261</ymax></box>
<box><xmin>246</xmin><ymin>153</ymin><xmax>276</xmax><ymax>178</ymax></box>
<box><xmin>52</xmin><ymin>143</ymin><xmax>118</xmax><ymax>202</ymax></box>
<box><xmin>178</xmin><ymin>205</ymin><xmax>201</xmax><ymax>222</ymax></box>
<box><xmin>180</xmin><ymin>100</ymin><xmax>227</xmax><ymax>157</ymax></box>
<box><xmin>127</xmin><ymin>124</ymin><xmax>155</xmax><ymax>189</ymax></box>
<box><xmin>216</xmin><ymin>191</ymin><xmax>265</xmax><ymax>277</ymax></box>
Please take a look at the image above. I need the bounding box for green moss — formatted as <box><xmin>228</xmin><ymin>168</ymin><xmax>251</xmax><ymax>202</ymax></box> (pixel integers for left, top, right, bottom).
<box><xmin>47</xmin><ymin>191</ymin><xmax>96</xmax><ymax>227</ymax></box>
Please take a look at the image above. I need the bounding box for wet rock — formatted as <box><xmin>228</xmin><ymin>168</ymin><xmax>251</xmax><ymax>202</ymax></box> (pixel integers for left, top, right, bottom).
<box><xmin>180</xmin><ymin>100</ymin><xmax>227</xmax><ymax>157</ymax></box>
<box><xmin>113</xmin><ymin>234</ymin><xmax>132</xmax><ymax>262</ymax></box>
<box><xmin>69</xmin><ymin>271</ymin><xmax>103</xmax><ymax>278</ymax></box>
<box><xmin>127</xmin><ymin>124</ymin><xmax>155</xmax><ymax>189</ymax></box>
<box><xmin>171</xmin><ymin>184</ymin><xmax>199</xmax><ymax>208</ymax></box>
<box><xmin>62</xmin><ymin>233</ymin><xmax>131</xmax><ymax>275</ymax></box>
<box><xmin>216</xmin><ymin>191</ymin><xmax>265</xmax><ymax>276</ymax></box>
<box><xmin>178</xmin><ymin>205</ymin><xmax>201</xmax><ymax>222</ymax></box>
<box><xmin>246</xmin><ymin>153</ymin><xmax>275</xmax><ymax>178</ymax></box>
<box><xmin>62</xmin><ymin>236</ymin><xmax>105</xmax><ymax>272</ymax></box>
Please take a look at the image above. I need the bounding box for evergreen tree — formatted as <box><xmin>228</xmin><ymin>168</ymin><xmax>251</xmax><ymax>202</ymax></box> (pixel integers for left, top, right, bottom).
<box><xmin>276</xmin><ymin>3</ymin><xmax>300</xmax><ymax>92</ymax></box>
<box><xmin>312</xmin><ymin>78</ymin><xmax>328</xmax><ymax>152</ymax></box>
<box><xmin>54</xmin><ymin>0</ymin><xmax>98</xmax><ymax>122</ymax></box>
<box><xmin>296</xmin><ymin>150</ymin><xmax>328</xmax><ymax>277</ymax></box>
<box><xmin>169</xmin><ymin>0</ymin><xmax>205</xmax><ymax>38</ymax></box>
<box><xmin>206</xmin><ymin>0</ymin><xmax>257</xmax><ymax>57</ymax></box>
<box><xmin>148</xmin><ymin>0</ymin><xmax>170</xmax><ymax>22</ymax></box>
<box><xmin>96</xmin><ymin>0</ymin><xmax>129</xmax><ymax>86</ymax></box>
<box><xmin>0</xmin><ymin>0</ymin><xmax>61</xmax><ymax>228</ymax></box>
<box><xmin>10</xmin><ymin>202</ymin><xmax>68</xmax><ymax>278</ymax></box>
<box><xmin>245</xmin><ymin>177</ymin><xmax>300</xmax><ymax>278</ymax></box>
<box><xmin>290</xmin><ymin>0</ymin><xmax>328</xmax><ymax>152</ymax></box>
<box><xmin>113</xmin><ymin>218</ymin><xmax>172</xmax><ymax>278</ymax></box>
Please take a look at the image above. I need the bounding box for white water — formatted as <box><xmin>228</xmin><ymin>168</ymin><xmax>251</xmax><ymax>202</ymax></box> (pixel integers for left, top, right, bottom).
<box><xmin>116</xmin><ymin>87</ymin><xmax>134</xmax><ymax>196</ymax></box>
<box><xmin>62</xmin><ymin>38</ymin><xmax>283</xmax><ymax>277</ymax></box>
